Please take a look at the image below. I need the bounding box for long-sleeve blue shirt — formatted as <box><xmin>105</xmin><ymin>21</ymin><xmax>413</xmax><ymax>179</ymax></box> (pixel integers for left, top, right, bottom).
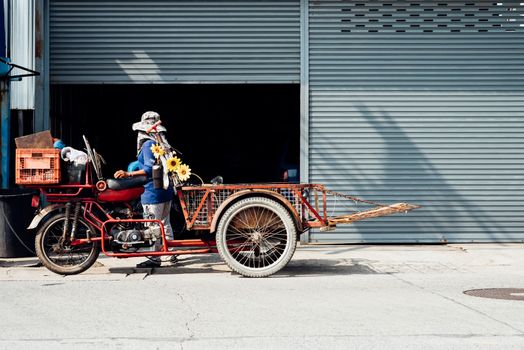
<box><xmin>138</xmin><ymin>139</ymin><xmax>174</xmax><ymax>204</ymax></box>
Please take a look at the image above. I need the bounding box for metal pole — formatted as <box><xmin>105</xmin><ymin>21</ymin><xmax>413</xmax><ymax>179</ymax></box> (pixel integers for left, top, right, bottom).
<box><xmin>5</xmin><ymin>0</ymin><xmax>10</xmax><ymax>58</ymax></box>
<box><xmin>0</xmin><ymin>0</ymin><xmax>9</xmax><ymax>188</ymax></box>
<box><xmin>299</xmin><ymin>0</ymin><xmax>310</xmax><ymax>244</ymax></box>
<box><xmin>299</xmin><ymin>0</ymin><xmax>309</xmax><ymax>185</ymax></box>
<box><xmin>34</xmin><ymin>0</ymin><xmax>48</xmax><ymax>132</ymax></box>
<box><xmin>1</xmin><ymin>79</ymin><xmax>10</xmax><ymax>188</ymax></box>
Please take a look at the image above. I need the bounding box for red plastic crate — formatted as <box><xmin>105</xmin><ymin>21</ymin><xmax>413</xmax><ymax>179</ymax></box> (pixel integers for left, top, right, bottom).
<box><xmin>15</xmin><ymin>148</ymin><xmax>61</xmax><ymax>185</ymax></box>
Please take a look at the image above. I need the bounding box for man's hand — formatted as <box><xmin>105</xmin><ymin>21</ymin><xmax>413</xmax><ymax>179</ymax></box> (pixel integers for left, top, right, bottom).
<box><xmin>114</xmin><ymin>170</ymin><xmax>129</xmax><ymax>179</ymax></box>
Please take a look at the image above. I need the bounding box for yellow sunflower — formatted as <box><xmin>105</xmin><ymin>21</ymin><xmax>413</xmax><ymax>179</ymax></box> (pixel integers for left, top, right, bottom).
<box><xmin>150</xmin><ymin>144</ymin><xmax>165</xmax><ymax>158</ymax></box>
<box><xmin>176</xmin><ymin>164</ymin><xmax>192</xmax><ymax>181</ymax></box>
<box><xmin>166</xmin><ymin>156</ymin><xmax>182</xmax><ymax>172</ymax></box>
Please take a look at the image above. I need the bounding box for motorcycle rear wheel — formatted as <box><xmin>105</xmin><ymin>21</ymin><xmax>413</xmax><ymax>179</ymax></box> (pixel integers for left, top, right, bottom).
<box><xmin>35</xmin><ymin>213</ymin><xmax>100</xmax><ymax>275</ymax></box>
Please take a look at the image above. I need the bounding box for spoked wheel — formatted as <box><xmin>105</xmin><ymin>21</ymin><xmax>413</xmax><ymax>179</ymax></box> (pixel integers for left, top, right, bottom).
<box><xmin>35</xmin><ymin>213</ymin><xmax>100</xmax><ymax>275</ymax></box>
<box><xmin>216</xmin><ymin>197</ymin><xmax>297</xmax><ymax>277</ymax></box>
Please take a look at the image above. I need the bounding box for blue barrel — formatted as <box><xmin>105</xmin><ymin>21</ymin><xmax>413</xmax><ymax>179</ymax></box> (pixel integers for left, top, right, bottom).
<box><xmin>0</xmin><ymin>189</ymin><xmax>36</xmax><ymax>257</ymax></box>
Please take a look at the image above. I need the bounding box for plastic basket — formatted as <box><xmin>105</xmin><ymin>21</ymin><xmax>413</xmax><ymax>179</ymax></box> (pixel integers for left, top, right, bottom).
<box><xmin>15</xmin><ymin>149</ymin><xmax>61</xmax><ymax>185</ymax></box>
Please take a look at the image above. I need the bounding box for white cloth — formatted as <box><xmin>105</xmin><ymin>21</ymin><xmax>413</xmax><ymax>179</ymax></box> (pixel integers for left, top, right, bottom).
<box><xmin>60</xmin><ymin>147</ymin><xmax>88</xmax><ymax>166</ymax></box>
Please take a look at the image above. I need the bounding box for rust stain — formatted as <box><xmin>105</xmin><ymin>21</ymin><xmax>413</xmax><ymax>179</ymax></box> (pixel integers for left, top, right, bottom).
<box><xmin>35</xmin><ymin>4</ymin><xmax>43</xmax><ymax>59</ymax></box>
<box><xmin>0</xmin><ymin>81</ymin><xmax>6</xmax><ymax>103</ymax></box>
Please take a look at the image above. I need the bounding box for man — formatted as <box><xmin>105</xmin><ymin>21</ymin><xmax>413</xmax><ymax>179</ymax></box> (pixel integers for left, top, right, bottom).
<box><xmin>114</xmin><ymin>111</ymin><xmax>177</xmax><ymax>268</ymax></box>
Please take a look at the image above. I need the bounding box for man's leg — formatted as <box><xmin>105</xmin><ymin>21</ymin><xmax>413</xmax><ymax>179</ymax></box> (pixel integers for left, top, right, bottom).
<box><xmin>159</xmin><ymin>201</ymin><xmax>178</xmax><ymax>264</ymax></box>
<box><xmin>159</xmin><ymin>200</ymin><xmax>173</xmax><ymax>240</ymax></box>
<box><xmin>137</xmin><ymin>202</ymin><xmax>168</xmax><ymax>268</ymax></box>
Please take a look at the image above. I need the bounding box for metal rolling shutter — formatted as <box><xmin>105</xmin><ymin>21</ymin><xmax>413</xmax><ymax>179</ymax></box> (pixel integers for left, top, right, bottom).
<box><xmin>308</xmin><ymin>1</ymin><xmax>524</xmax><ymax>243</ymax></box>
<box><xmin>49</xmin><ymin>0</ymin><xmax>300</xmax><ymax>83</ymax></box>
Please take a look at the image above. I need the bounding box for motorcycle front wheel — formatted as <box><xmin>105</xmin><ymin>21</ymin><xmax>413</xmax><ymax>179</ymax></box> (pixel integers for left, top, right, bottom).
<box><xmin>35</xmin><ymin>213</ymin><xmax>100</xmax><ymax>275</ymax></box>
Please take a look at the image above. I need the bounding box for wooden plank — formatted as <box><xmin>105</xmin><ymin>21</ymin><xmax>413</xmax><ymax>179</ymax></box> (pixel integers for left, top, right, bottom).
<box><xmin>328</xmin><ymin>203</ymin><xmax>421</xmax><ymax>225</ymax></box>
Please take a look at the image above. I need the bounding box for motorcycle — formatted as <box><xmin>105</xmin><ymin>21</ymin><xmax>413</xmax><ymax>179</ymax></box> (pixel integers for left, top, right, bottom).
<box><xmin>26</xmin><ymin>135</ymin><xmax>182</xmax><ymax>274</ymax></box>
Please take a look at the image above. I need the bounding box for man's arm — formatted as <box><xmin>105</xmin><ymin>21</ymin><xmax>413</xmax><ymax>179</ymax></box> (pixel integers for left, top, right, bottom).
<box><xmin>114</xmin><ymin>140</ymin><xmax>155</xmax><ymax>178</ymax></box>
<box><xmin>114</xmin><ymin>169</ymin><xmax>147</xmax><ymax>179</ymax></box>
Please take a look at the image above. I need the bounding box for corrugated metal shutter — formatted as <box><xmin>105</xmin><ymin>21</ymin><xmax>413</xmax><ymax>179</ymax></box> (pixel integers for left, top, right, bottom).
<box><xmin>308</xmin><ymin>1</ymin><xmax>524</xmax><ymax>243</ymax></box>
<box><xmin>10</xmin><ymin>0</ymin><xmax>35</xmax><ymax>109</ymax></box>
<box><xmin>49</xmin><ymin>0</ymin><xmax>300</xmax><ymax>83</ymax></box>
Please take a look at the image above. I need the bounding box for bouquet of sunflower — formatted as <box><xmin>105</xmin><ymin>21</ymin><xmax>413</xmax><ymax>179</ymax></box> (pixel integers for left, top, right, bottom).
<box><xmin>150</xmin><ymin>144</ymin><xmax>191</xmax><ymax>186</ymax></box>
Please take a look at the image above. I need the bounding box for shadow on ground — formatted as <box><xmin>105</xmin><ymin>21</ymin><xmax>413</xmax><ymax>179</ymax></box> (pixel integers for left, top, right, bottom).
<box><xmin>0</xmin><ymin>258</ymin><xmax>41</xmax><ymax>268</ymax></box>
<box><xmin>108</xmin><ymin>254</ymin><xmax>228</xmax><ymax>276</ymax></box>
<box><xmin>107</xmin><ymin>255</ymin><xmax>381</xmax><ymax>278</ymax></box>
<box><xmin>277</xmin><ymin>258</ymin><xmax>380</xmax><ymax>277</ymax></box>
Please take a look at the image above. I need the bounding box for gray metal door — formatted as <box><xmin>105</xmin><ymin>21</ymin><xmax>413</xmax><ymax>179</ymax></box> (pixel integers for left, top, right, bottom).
<box><xmin>308</xmin><ymin>1</ymin><xmax>524</xmax><ymax>243</ymax></box>
<box><xmin>50</xmin><ymin>0</ymin><xmax>300</xmax><ymax>83</ymax></box>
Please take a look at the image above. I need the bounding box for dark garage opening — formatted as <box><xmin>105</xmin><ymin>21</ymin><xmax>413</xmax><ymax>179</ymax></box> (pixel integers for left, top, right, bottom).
<box><xmin>50</xmin><ymin>84</ymin><xmax>300</xmax><ymax>184</ymax></box>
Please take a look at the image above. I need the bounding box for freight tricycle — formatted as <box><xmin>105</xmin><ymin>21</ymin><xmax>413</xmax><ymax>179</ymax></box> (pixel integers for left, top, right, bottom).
<box><xmin>19</xmin><ymin>136</ymin><xmax>418</xmax><ymax>277</ymax></box>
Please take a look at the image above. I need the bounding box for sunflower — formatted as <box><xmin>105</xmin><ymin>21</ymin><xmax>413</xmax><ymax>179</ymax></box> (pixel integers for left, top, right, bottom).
<box><xmin>166</xmin><ymin>156</ymin><xmax>182</xmax><ymax>172</ymax></box>
<box><xmin>150</xmin><ymin>143</ymin><xmax>165</xmax><ymax>158</ymax></box>
<box><xmin>176</xmin><ymin>164</ymin><xmax>192</xmax><ymax>181</ymax></box>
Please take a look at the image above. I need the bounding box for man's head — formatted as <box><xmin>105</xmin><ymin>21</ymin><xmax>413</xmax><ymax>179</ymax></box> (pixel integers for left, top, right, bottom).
<box><xmin>132</xmin><ymin>111</ymin><xmax>167</xmax><ymax>133</ymax></box>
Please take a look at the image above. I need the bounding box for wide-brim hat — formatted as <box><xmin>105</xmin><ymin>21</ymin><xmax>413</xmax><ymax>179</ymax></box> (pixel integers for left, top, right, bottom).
<box><xmin>132</xmin><ymin>111</ymin><xmax>167</xmax><ymax>133</ymax></box>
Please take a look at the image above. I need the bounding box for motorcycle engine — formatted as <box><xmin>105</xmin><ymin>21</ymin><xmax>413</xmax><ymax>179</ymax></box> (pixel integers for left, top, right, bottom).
<box><xmin>115</xmin><ymin>229</ymin><xmax>143</xmax><ymax>244</ymax></box>
<box><xmin>108</xmin><ymin>204</ymin><xmax>164</xmax><ymax>251</ymax></box>
<box><xmin>109</xmin><ymin>225</ymin><xmax>163</xmax><ymax>251</ymax></box>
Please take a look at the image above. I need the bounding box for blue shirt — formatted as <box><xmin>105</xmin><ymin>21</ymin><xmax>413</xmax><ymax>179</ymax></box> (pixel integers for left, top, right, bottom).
<box><xmin>127</xmin><ymin>160</ymin><xmax>141</xmax><ymax>172</ymax></box>
<box><xmin>138</xmin><ymin>140</ymin><xmax>174</xmax><ymax>204</ymax></box>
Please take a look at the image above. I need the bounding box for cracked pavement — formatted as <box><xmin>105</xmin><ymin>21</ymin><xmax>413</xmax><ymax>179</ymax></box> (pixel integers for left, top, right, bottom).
<box><xmin>1</xmin><ymin>244</ymin><xmax>524</xmax><ymax>349</ymax></box>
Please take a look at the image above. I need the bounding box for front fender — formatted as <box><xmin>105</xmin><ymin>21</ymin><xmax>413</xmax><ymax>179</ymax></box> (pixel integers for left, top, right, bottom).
<box><xmin>27</xmin><ymin>204</ymin><xmax>65</xmax><ymax>230</ymax></box>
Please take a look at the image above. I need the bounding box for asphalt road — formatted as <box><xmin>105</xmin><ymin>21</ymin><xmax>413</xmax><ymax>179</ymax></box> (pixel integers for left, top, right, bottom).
<box><xmin>1</xmin><ymin>244</ymin><xmax>524</xmax><ymax>350</ymax></box>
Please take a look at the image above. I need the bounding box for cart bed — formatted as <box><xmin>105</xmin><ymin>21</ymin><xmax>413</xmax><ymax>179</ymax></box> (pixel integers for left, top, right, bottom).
<box><xmin>178</xmin><ymin>183</ymin><xmax>419</xmax><ymax>232</ymax></box>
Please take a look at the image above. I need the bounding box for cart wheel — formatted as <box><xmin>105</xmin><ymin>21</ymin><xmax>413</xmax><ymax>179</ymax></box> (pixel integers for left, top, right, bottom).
<box><xmin>35</xmin><ymin>213</ymin><xmax>100</xmax><ymax>275</ymax></box>
<box><xmin>216</xmin><ymin>196</ymin><xmax>297</xmax><ymax>277</ymax></box>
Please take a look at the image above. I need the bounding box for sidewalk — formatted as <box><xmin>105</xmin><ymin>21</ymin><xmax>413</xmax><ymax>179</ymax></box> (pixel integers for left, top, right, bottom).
<box><xmin>1</xmin><ymin>243</ymin><xmax>523</xmax><ymax>280</ymax></box>
<box><xmin>1</xmin><ymin>244</ymin><xmax>524</xmax><ymax>349</ymax></box>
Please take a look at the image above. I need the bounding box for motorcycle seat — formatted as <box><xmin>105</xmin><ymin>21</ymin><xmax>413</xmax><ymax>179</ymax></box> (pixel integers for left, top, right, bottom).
<box><xmin>106</xmin><ymin>175</ymin><xmax>149</xmax><ymax>190</ymax></box>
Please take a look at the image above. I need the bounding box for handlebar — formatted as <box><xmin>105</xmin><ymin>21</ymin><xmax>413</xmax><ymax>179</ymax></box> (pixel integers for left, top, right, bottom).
<box><xmin>146</xmin><ymin>120</ymin><xmax>162</xmax><ymax>133</ymax></box>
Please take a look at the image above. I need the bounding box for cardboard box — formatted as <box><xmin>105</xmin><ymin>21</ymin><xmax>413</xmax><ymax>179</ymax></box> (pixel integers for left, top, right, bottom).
<box><xmin>15</xmin><ymin>131</ymin><xmax>54</xmax><ymax>149</ymax></box>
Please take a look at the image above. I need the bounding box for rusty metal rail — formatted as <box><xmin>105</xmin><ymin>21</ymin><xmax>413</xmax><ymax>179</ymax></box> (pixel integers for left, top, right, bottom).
<box><xmin>178</xmin><ymin>183</ymin><xmax>420</xmax><ymax>232</ymax></box>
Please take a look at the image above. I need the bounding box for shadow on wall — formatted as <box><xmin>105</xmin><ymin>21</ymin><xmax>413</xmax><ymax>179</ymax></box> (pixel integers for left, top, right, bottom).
<box><xmin>313</xmin><ymin>103</ymin><xmax>510</xmax><ymax>242</ymax></box>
